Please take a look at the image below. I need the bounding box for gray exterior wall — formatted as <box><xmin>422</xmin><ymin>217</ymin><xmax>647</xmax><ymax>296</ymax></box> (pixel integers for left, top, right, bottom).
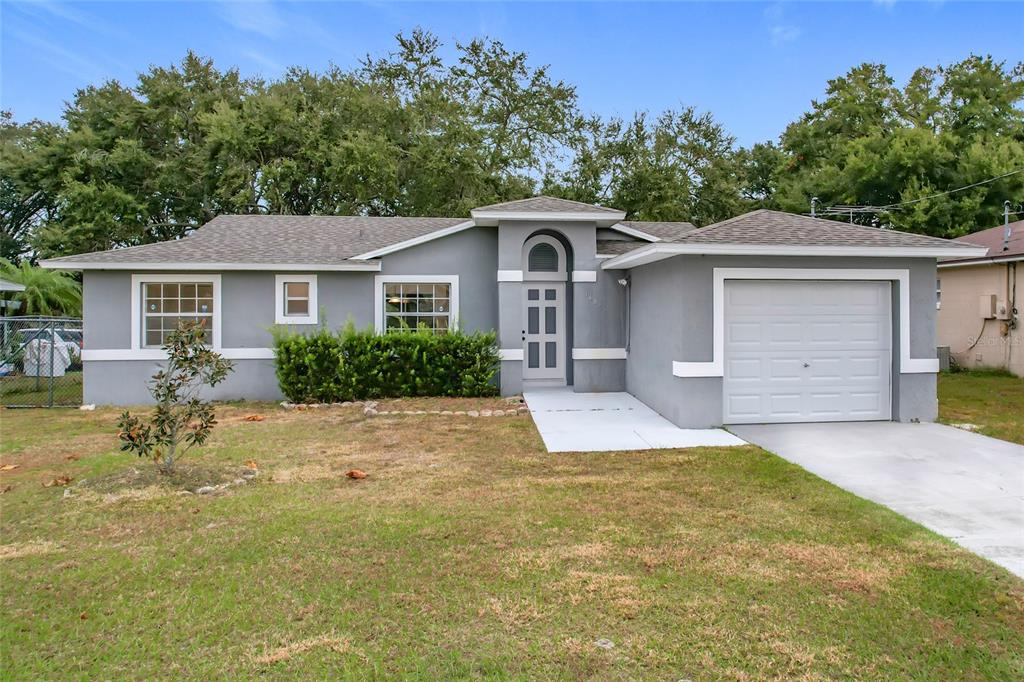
<box><xmin>626</xmin><ymin>255</ymin><xmax>940</xmax><ymax>428</ymax></box>
<box><xmin>496</xmin><ymin>220</ymin><xmax>627</xmax><ymax>394</ymax></box>
<box><xmin>81</xmin><ymin>227</ymin><xmax>499</xmax><ymax>405</ymax></box>
<box><xmin>84</xmin><ymin>359</ymin><xmax>282</xmax><ymax>404</ymax></box>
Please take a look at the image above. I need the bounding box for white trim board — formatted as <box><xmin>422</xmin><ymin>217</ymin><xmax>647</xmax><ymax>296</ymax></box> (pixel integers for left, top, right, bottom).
<box><xmin>42</xmin><ymin>260</ymin><xmax>381</xmax><ymax>272</ymax></box>
<box><xmin>131</xmin><ymin>273</ymin><xmax>222</xmax><ymax>351</ymax></box>
<box><xmin>607</xmin><ymin>222</ymin><xmax>661</xmax><ymax>242</ymax></box>
<box><xmin>471</xmin><ymin>210</ymin><xmax>624</xmax><ymax>227</ymax></box>
<box><xmin>499</xmin><ymin>348</ymin><xmax>524</xmax><ymax>361</ymax></box>
<box><xmin>571</xmin><ymin>270</ymin><xmax>598</xmax><ymax>283</ymax></box>
<box><xmin>84</xmin><ymin>347</ymin><xmax>275</xmax><ymax>361</ymax></box>
<box><xmin>350</xmin><ymin>220</ymin><xmax>476</xmax><ymax>260</ymax></box>
<box><xmin>601</xmin><ymin>242</ymin><xmax>989</xmax><ymax>270</ymax></box>
<box><xmin>274</xmin><ymin>274</ymin><xmax>318</xmax><ymax>325</ymax></box>
<box><xmin>373</xmin><ymin>274</ymin><xmax>460</xmax><ymax>333</ymax></box>
<box><xmin>572</xmin><ymin>348</ymin><xmax>627</xmax><ymax>360</ymax></box>
<box><xmin>497</xmin><ymin>270</ymin><xmax>524</xmax><ymax>282</ymax></box>
<box><xmin>671</xmin><ymin>268</ymin><xmax>939</xmax><ymax>378</ymax></box>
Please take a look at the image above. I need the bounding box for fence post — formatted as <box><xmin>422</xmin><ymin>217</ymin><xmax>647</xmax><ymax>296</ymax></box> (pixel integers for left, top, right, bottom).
<box><xmin>47</xmin><ymin>319</ymin><xmax>56</xmax><ymax>408</ymax></box>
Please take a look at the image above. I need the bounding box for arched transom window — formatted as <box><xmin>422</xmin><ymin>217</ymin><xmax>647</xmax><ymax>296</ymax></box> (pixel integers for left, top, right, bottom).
<box><xmin>528</xmin><ymin>243</ymin><xmax>559</xmax><ymax>272</ymax></box>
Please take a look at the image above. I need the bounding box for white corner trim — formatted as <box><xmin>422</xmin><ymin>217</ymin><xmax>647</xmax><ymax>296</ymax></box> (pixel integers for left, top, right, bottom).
<box><xmin>373</xmin><ymin>274</ymin><xmax>460</xmax><ymax>333</ymax></box>
<box><xmin>42</xmin><ymin>260</ymin><xmax>381</xmax><ymax>272</ymax></box>
<box><xmin>83</xmin><ymin>347</ymin><xmax>275</xmax><ymax>362</ymax></box>
<box><xmin>671</xmin><ymin>268</ymin><xmax>939</xmax><ymax>379</ymax></box>
<box><xmin>608</xmin><ymin>222</ymin><xmax>662</xmax><ymax>242</ymax></box>
<box><xmin>572</xmin><ymin>347</ymin><xmax>627</xmax><ymax>360</ymax></box>
<box><xmin>497</xmin><ymin>270</ymin><xmax>524</xmax><ymax>282</ymax></box>
<box><xmin>274</xmin><ymin>274</ymin><xmax>318</xmax><ymax>325</ymax></box>
<box><xmin>601</xmin><ymin>242</ymin><xmax>991</xmax><ymax>270</ymax></box>
<box><xmin>350</xmin><ymin>220</ymin><xmax>476</xmax><ymax>260</ymax></box>
<box><xmin>498</xmin><ymin>348</ymin><xmax>524</xmax><ymax>361</ymax></box>
<box><xmin>131</xmin><ymin>273</ymin><xmax>222</xmax><ymax>351</ymax></box>
<box><xmin>571</xmin><ymin>270</ymin><xmax>598</xmax><ymax>283</ymax></box>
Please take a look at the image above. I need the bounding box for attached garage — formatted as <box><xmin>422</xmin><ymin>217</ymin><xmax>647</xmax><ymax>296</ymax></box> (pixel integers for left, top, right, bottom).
<box><xmin>722</xmin><ymin>279</ymin><xmax>892</xmax><ymax>424</ymax></box>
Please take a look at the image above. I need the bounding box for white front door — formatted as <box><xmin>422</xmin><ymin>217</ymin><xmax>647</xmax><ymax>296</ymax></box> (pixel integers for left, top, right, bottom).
<box><xmin>522</xmin><ymin>283</ymin><xmax>565</xmax><ymax>381</ymax></box>
<box><xmin>722</xmin><ymin>279</ymin><xmax>892</xmax><ymax>424</ymax></box>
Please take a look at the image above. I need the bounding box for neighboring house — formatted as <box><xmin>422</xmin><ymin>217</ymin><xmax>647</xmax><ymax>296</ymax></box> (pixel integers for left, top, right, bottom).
<box><xmin>937</xmin><ymin>219</ymin><xmax>1023</xmax><ymax>377</ymax></box>
<box><xmin>0</xmin><ymin>277</ymin><xmax>26</xmax><ymax>315</ymax></box>
<box><xmin>41</xmin><ymin>197</ymin><xmax>983</xmax><ymax>427</ymax></box>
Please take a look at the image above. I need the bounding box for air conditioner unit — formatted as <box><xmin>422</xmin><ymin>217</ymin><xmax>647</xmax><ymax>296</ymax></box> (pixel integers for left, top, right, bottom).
<box><xmin>979</xmin><ymin>294</ymin><xmax>997</xmax><ymax>319</ymax></box>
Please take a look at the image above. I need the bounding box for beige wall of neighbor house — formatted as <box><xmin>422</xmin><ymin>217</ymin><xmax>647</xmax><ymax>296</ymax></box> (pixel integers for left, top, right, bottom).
<box><xmin>937</xmin><ymin>262</ymin><xmax>1021</xmax><ymax>376</ymax></box>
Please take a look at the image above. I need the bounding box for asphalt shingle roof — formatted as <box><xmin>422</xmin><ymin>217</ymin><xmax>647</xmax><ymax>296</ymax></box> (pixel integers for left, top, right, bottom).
<box><xmin>950</xmin><ymin>220</ymin><xmax>1024</xmax><ymax>261</ymax></box>
<box><xmin>673</xmin><ymin>209</ymin><xmax>981</xmax><ymax>250</ymax></box>
<box><xmin>617</xmin><ymin>220</ymin><xmax>697</xmax><ymax>242</ymax></box>
<box><xmin>472</xmin><ymin>195</ymin><xmax>623</xmax><ymax>214</ymax></box>
<box><xmin>45</xmin><ymin>215</ymin><xmax>468</xmax><ymax>265</ymax></box>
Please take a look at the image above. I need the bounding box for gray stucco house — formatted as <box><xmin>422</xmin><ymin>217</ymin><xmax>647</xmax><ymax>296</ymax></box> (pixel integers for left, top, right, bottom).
<box><xmin>42</xmin><ymin>197</ymin><xmax>984</xmax><ymax>427</ymax></box>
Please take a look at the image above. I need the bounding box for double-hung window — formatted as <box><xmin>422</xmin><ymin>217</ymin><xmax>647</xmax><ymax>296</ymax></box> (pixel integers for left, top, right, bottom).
<box><xmin>375</xmin><ymin>275</ymin><xmax>458</xmax><ymax>334</ymax></box>
<box><xmin>275</xmin><ymin>275</ymin><xmax>318</xmax><ymax>325</ymax></box>
<box><xmin>137</xmin><ymin>277</ymin><xmax>218</xmax><ymax>348</ymax></box>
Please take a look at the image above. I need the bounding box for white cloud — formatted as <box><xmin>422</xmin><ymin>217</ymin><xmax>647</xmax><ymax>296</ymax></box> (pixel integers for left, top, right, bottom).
<box><xmin>217</xmin><ymin>0</ymin><xmax>286</xmax><ymax>39</ymax></box>
<box><xmin>764</xmin><ymin>3</ymin><xmax>802</xmax><ymax>46</ymax></box>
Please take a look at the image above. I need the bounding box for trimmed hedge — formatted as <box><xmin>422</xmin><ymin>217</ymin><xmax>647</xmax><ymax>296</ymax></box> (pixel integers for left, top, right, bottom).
<box><xmin>272</xmin><ymin>323</ymin><xmax>500</xmax><ymax>402</ymax></box>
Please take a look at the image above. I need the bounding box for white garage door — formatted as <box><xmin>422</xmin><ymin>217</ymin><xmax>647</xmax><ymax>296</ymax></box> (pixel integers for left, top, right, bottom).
<box><xmin>723</xmin><ymin>280</ymin><xmax>892</xmax><ymax>424</ymax></box>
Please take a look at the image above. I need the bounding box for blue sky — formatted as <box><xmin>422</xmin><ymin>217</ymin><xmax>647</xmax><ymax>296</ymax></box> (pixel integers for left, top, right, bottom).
<box><xmin>2</xmin><ymin>1</ymin><xmax>1022</xmax><ymax>146</ymax></box>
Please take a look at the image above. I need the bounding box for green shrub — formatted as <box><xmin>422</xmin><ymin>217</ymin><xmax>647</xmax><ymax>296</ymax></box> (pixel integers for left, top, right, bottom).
<box><xmin>272</xmin><ymin>322</ymin><xmax>500</xmax><ymax>402</ymax></box>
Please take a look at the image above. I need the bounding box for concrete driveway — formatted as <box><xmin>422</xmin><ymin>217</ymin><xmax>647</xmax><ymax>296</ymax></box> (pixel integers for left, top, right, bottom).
<box><xmin>730</xmin><ymin>422</ymin><xmax>1024</xmax><ymax>577</ymax></box>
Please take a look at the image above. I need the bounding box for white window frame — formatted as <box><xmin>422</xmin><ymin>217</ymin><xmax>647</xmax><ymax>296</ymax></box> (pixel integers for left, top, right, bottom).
<box><xmin>131</xmin><ymin>274</ymin><xmax>222</xmax><ymax>352</ymax></box>
<box><xmin>274</xmin><ymin>274</ymin><xmax>318</xmax><ymax>325</ymax></box>
<box><xmin>671</xmin><ymin>268</ymin><xmax>939</xmax><ymax>378</ymax></box>
<box><xmin>374</xmin><ymin>275</ymin><xmax>459</xmax><ymax>334</ymax></box>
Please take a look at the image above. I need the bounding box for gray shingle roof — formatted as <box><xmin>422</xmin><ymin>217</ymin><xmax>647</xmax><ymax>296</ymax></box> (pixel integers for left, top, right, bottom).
<box><xmin>674</xmin><ymin>209</ymin><xmax>981</xmax><ymax>250</ymax></box>
<box><xmin>617</xmin><ymin>220</ymin><xmax>697</xmax><ymax>241</ymax></box>
<box><xmin>597</xmin><ymin>240</ymin><xmax>647</xmax><ymax>256</ymax></box>
<box><xmin>472</xmin><ymin>195</ymin><xmax>623</xmax><ymax>214</ymax></box>
<box><xmin>44</xmin><ymin>215</ymin><xmax>468</xmax><ymax>266</ymax></box>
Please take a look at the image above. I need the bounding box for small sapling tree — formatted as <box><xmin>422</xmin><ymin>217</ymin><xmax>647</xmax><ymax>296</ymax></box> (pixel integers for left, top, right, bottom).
<box><xmin>117</xmin><ymin>321</ymin><xmax>233</xmax><ymax>474</ymax></box>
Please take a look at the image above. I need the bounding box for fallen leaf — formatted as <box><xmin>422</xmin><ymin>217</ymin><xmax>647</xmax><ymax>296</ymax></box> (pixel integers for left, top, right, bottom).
<box><xmin>64</xmin><ymin>454</ymin><xmax>81</xmax><ymax>462</ymax></box>
<box><xmin>1</xmin><ymin>485</ymin><xmax>11</xmax><ymax>494</ymax></box>
<box><xmin>244</xmin><ymin>460</ymin><xmax>259</xmax><ymax>470</ymax></box>
<box><xmin>43</xmin><ymin>475</ymin><xmax>73</xmax><ymax>488</ymax></box>
<box><xmin>244</xmin><ymin>414</ymin><xmax>265</xmax><ymax>422</ymax></box>
<box><xmin>345</xmin><ymin>469</ymin><xmax>367</xmax><ymax>480</ymax></box>
<box><xmin>0</xmin><ymin>464</ymin><xmax>19</xmax><ymax>471</ymax></box>
<box><xmin>79</xmin><ymin>612</ymin><xmax>88</xmax><ymax>620</ymax></box>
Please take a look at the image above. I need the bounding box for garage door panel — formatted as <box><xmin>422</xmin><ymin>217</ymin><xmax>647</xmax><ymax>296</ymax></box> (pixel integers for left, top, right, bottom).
<box><xmin>723</xmin><ymin>280</ymin><xmax>892</xmax><ymax>424</ymax></box>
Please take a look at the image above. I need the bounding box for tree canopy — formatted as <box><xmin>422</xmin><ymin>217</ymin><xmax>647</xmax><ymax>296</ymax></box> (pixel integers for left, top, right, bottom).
<box><xmin>1</xmin><ymin>32</ymin><xmax>1022</xmax><ymax>262</ymax></box>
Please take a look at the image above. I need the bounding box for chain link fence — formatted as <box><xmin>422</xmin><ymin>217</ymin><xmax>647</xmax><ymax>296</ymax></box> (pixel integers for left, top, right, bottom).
<box><xmin>0</xmin><ymin>316</ymin><xmax>84</xmax><ymax>407</ymax></box>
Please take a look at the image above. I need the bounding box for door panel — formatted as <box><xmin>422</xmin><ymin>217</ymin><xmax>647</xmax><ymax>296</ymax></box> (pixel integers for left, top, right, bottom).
<box><xmin>523</xmin><ymin>283</ymin><xmax>565</xmax><ymax>381</ymax></box>
<box><xmin>722</xmin><ymin>280</ymin><xmax>892</xmax><ymax>424</ymax></box>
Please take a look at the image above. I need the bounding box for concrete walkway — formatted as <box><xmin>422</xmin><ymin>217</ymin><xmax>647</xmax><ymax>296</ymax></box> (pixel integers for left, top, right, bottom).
<box><xmin>731</xmin><ymin>422</ymin><xmax>1024</xmax><ymax>577</ymax></box>
<box><xmin>523</xmin><ymin>389</ymin><xmax>745</xmax><ymax>453</ymax></box>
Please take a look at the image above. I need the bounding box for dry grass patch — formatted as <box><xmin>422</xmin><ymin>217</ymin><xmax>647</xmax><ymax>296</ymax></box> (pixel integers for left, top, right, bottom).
<box><xmin>253</xmin><ymin>632</ymin><xmax>352</xmax><ymax>666</ymax></box>
<box><xmin>0</xmin><ymin>540</ymin><xmax>60</xmax><ymax>560</ymax></box>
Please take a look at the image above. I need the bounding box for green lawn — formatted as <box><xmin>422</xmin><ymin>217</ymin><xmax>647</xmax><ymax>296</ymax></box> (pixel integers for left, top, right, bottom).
<box><xmin>1</xmin><ymin>402</ymin><xmax>1022</xmax><ymax>679</ymax></box>
<box><xmin>938</xmin><ymin>370</ymin><xmax>1024</xmax><ymax>445</ymax></box>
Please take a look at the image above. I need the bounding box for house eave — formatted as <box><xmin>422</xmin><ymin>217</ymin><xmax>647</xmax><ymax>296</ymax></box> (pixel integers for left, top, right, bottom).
<box><xmin>470</xmin><ymin>209</ymin><xmax>625</xmax><ymax>227</ymax></box>
<box><xmin>600</xmin><ymin>243</ymin><xmax>990</xmax><ymax>269</ymax></box>
<box><xmin>607</xmin><ymin>222</ymin><xmax>661</xmax><ymax>242</ymax></box>
<box><xmin>937</xmin><ymin>254</ymin><xmax>1024</xmax><ymax>268</ymax></box>
<box><xmin>39</xmin><ymin>260</ymin><xmax>383</xmax><ymax>272</ymax></box>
